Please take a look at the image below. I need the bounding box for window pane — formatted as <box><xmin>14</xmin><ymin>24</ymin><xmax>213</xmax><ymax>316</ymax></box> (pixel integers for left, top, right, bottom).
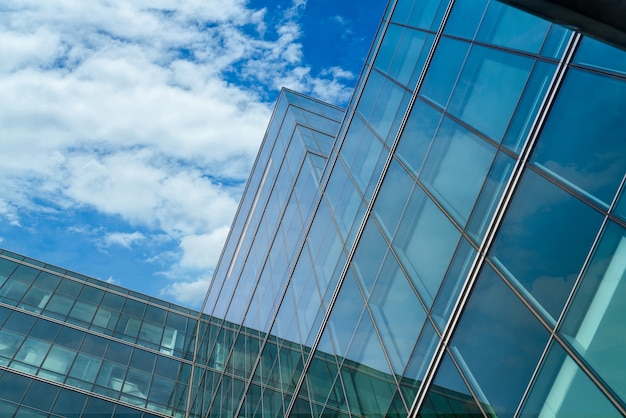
<box><xmin>372</xmin><ymin>158</ymin><xmax>415</xmax><ymax>240</ymax></box>
<box><xmin>420</xmin><ymin>37</ymin><xmax>470</xmax><ymax>109</ymax></box>
<box><xmin>531</xmin><ymin>68</ymin><xmax>626</xmax><ymax>206</ymax></box>
<box><xmin>574</xmin><ymin>36</ymin><xmax>626</xmax><ymax>76</ymax></box>
<box><xmin>520</xmin><ymin>341</ymin><xmax>622</xmax><ymax>417</ymax></box>
<box><xmin>476</xmin><ymin>1</ymin><xmax>550</xmax><ymax>53</ymax></box>
<box><xmin>448</xmin><ymin>44</ymin><xmax>534</xmax><ymax>141</ymax></box>
<box><xmin>490</xmin><ymin>169</ymin><xmax>604</xmax><ymax>321</ymax></box>
<box><xmin>395</xmin><ymin>99</ymin><xmax>442</xmax><ymax>177</ymax></box>
<box><xmin>393</xmin><ymin>188</ymin><xmax>460</xmax><ymax>306</ymax></box>
<box><xmin>420</xmin><ymin>117</ymin><xmax>497</xmax><ymax>225</ymax></box>
<box><xmin>450</xmin><ymin>264</ymin><xmax>550</xmax><ymax>417</ymax></box>
<box><xmin>369</xmin><ymin>251</ymin><xmax>426</xmax><ymax>373</ymax></box>
<box><xmin>419</xmin><ymin>354</ymin><xmax>484</xmax><ymax>417</ymax></box>
<box><xmin>560</xmin><ymin>221</ymin><xmax>626</xmax><ymax>403</ymax></box>
<box><xmin>443</xmin><ymin>0</ymin><xmax>489</xmax><ymax>39</ymax></box>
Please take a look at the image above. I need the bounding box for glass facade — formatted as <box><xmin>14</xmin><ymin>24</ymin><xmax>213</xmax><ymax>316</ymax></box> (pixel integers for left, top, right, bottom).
<box><xmin>2</xmin><ymin>0</ymin><xmax>626</xmax><ymax>417</ymax></box>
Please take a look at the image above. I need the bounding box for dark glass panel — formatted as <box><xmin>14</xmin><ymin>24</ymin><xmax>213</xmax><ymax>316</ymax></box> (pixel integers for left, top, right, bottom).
<box><xmin>450</xmin><ymin>264</ymin><xmax>550</xmax><ymax>417</ymax></box>
<box><xmin>490</xmin><ymin>169</ymin><xmax>603</xmax><ymax>321</ymax></box>
<box><xmin>419</xmin><ymin>353</ymin><xmax>486</xmax><ymax>417</ymax></box>
<box><xmin>21</xmin><ymin>379</ymin><xmax>58</xmax><ymax>411</ymax></box>
<box><xmin>51</xmin><ymin>388</ymin><xmax>87</xmax><ymax>417</ymax></box>
<box><xmin>531</xmin><ymin>68</ymin><xmax>626</xmax><ymax>206</ymax></box>
<box><xmin>0</xmin><ymin>371</ymin><xmax>31</xmax><ymax>402</ymax></box>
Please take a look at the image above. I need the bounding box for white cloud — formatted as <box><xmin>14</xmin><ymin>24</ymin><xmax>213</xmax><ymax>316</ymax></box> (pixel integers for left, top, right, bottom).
<box><xmin>0</xmin><ymin>0</ymin><xmax>354</xmax><ymax>306</ymax></box>
<box><xmin>103</xmin><ymin>232</ymin><xmax>146</xmax><ymax>249</ymax></box>
<box><xmin>161</xmin><ymin>276</ymin><xmax>213</xmax><ymax>306</ymax></box>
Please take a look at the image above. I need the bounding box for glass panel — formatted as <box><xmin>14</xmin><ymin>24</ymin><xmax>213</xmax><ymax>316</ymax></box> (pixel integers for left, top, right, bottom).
<box><xmin>443</xmin><ymin>0</ymin><xmax>489</xmax><ymax>40</ymax></box>
<box><xmin>540</xmin><ymin>25</ymin><xmax>572</xmax><ymax>59</ymax></box>
<box><xmin>393</xmin><ymin>188</ymin><xmax>461</xmax><ymax>307</ymax></box>
<box><xmin>450</xmin><ymin>264</ymin><xmax>550</xmax><ymax>417</ymax></box>
<box><xmin>0</xmin><ymin>329</ymin><xmax>25</xmax><ymax>363</ymax></box>
<box><xmin>560</xmin><ymin>221</ymin><xmax>626</xmax><ymax>403</ymax></box>
<box><xmin>69</xmin><ymin>353</ymin><xmax>102</xmax><ymax>383</ymax></box>
<box><xmin>389</xmin><ymin>27</ymin><xmax>429</xmax><ymax>87</ymax></box>
<box><xmin>395</xmin><ymin>99</ymin><xmax>442</xmax><ymax>177</ymax></box>
<box><xmin>420</xmin><ymin>117</ymin><xmax>497</xmax><ymax>225</ymax></box>
<box><xmin>466</xmin><ymin>151</ymin><xmax>516</xmax><ymax>243</ymax></box>
<box><xmin>448</xmin><ymin>44</ymin><xmax>534</xmax><ymax>142</ymax></box>
<box><xmin>375</xmin><ymin>23</ymin><xmax>402</xmax><ymax>74</ymax></box>
<box><xmin>615</xmin><ymin>185</ymin><xmax>626</xmax><ymax>222</ymax></box>
<box><xmin>368</xmin><ymin>251</ymin><xmax>426</xmax><ymax>373</ymax></box>
<box><xmin>41</xmin><ymin>345</ymin><xmax>75</xmax><ymax>374</ymax></box>
<box><xmin>574</xmin><ymin>36</ymin><xmax>626</xmax><ymax>76</ymax></box>
<box><xmin>14</xmin><ymin>337</ymin><xmax>51</xmax><ymax>367</ymax></box>
<box><xmin>503</xmin><ymin>60</ymin><xmax>557</xmax><ymax>153</ymax></box>
<box><xmin>476</xmin><ymin>1</ymin><xmax>550</xmax><ymax>53</ymax></box>
<box><xmin>401</xmin><ymin>319</ymin><xmax>439</xmax><ymax>400</ymax></box>
<box><xmin>407</xmin><ymin>0</ymin><xmax>443</xmax><ymax>30</ymax></box>
<box><xmin>352</xmin><ymin>218</ymin><xmax>389</xmax><ymax>297</ymax></box>
<box><xmin>520</xmin><ymin>341</ymin><xmax>622</xmax><ymax>417</ymax></box>
<box><xmin>419</xmin><ymin>353</ymin><xmax>485</xmax><ymax>417</ymax></box>
<box><xmin>431</xmin><ymin>238</ymin><xmax>477</xmax><ymax>330</ymax></box>
<box><xmin>490</xmin><ymin>169</ymin><xmax>604</xmax><ymax>321</ymax></box>
<box><xmin>373</xmin><ymin>158</ymin><xmax>415</xmax><ymax>240</ymax></box>
<box><xmin>420</xmin><ymin>37</ymin><xmax>470</xmax><ymax>109</ymax></box>
<box><xmin>531</xmin><ymin>68</ymin><xmax>626</xmax><ymax>206</ymax></box>
<box><xmin>321</xmin><ymin>272</ymin><xmax>365</xmax><ymax>359</ymax></box>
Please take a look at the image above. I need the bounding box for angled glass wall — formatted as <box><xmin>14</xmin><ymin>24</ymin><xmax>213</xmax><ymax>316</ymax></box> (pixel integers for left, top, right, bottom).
<box><xmin>199</xmin><ymin>1</ymin><xmax>626</xmax><ymax>417</ymax></box>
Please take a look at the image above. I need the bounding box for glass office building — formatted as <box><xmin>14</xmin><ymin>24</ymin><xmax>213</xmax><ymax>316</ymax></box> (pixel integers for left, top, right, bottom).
<box><xmin>2</xmin><ymin>0</ymin><xmax>626</xmax><ymax>416</ymax></box>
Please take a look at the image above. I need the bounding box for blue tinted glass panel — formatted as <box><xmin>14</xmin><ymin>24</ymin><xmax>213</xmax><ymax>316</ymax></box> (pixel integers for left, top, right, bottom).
<box><xmin>540</xmin><ymin>25</ymin><xmax>572</xmax><ymax>59</ymax></box>
<box><xmin>520</xmin><ymin>341</ymin><xmax>622</xmax><ymax>417</ymax></box>
<box><xmin>368</xmin><ymin>249</ymin><xmax>426</xmax><ymax>373</ymax></box>
<box><xmin>466</xmin><ymin>151</ymin><xmax>516</xmax><ymax>244</ymax></box>
<box><xmin>393</xmin><ymin>188</ymin><xmax>461</xmax><ymax>306</ymax></box>
<box><xmin>375</xmin><ymin>24</ymin><xmax>402</xmax><ymax>74</ymax></box>
<box><xmin>443</xmin><ymin>0</ymin><xmax>489</xmax><ymax>40</ymax></box>
<box><xmin>503</xmin><ymin>60</ymin><xmax>557</xmax><ymax>153</ymax></box>
<box><xmin>420</xmin><ymin>37</ymin><xmax>470</xmax><ymax>109</ymax></box>
<box><xmin>490</xmin><ymin>169</ymin><xmax>604</xmax><ymax>321</ymax></box>
<box><xmin>389</xmin><ymin>28</ymin><xmax>428</xmax><ymax>88</ymax></box>
<box><xmin>420</xmin><ymin>354</ymin><xmax>484</xmax><ymax>417</ymax></box>
<box><xmin>352</xmin><ymin>218</ymin><xmax>389</xmax><ymax>298</ymax></box>
<box><xmin>395</xmin><ymin>99</ymin><xmax>442</xmax><ymax>177</ymax></box>
<box><xmin>420</xmin><ymin>117</ymin><xmax>497</xmax><ymax>225</ymax></box>
<box><xmin>574</xmin><ymin>36</ymin><xmax>626</xmax><ymax>76</ymax></box>
<box><xmin>431</xmin><ymin>238</ymin><xmax>476</xmax><ymax>330</ymax></box>
<box><xmin>373</xmin><ymin>158</ymin><xmax>415</xmax><ymax>240</ymax></box>
<box><xmin>448</xmin><ymin>45</ymin><xmax>534</xmax><ymax>141</ymax></box>
<box><xmin>407</xmin><ymin>0</ymin><xmax>442</xmax><ymax>30</ymax></box>
<box><xmin>531</xmin><ymin>68</ymin><xmax>626</xmax><ymax>206</ymax></box>
<box><xmin>451</xmin><ymin>263</ymin><xmax>550</xmax><ymax>417</ymax></box>
<box><xmin>476</xmin><ymin>1</ymin><xmax>550</xmax><ymax>53</ymax></box>
<box><xmin>560</xmin><ymin>221</ymin><xmax>626</xmax><ymax>403</ymax></box>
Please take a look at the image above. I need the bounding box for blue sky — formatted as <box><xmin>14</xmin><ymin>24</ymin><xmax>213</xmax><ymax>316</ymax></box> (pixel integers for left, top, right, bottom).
<box><xmin>0</xmin><ymin>0</ymin><xmax>387</xmax><ymax>308</ymax></box>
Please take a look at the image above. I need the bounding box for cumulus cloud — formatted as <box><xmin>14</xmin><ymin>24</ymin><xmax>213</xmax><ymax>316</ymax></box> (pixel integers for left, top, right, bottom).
<box><xmin>0</xmin><ymin>0</ymin><xmax>354</xmax><ymax>307</ymax></box>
